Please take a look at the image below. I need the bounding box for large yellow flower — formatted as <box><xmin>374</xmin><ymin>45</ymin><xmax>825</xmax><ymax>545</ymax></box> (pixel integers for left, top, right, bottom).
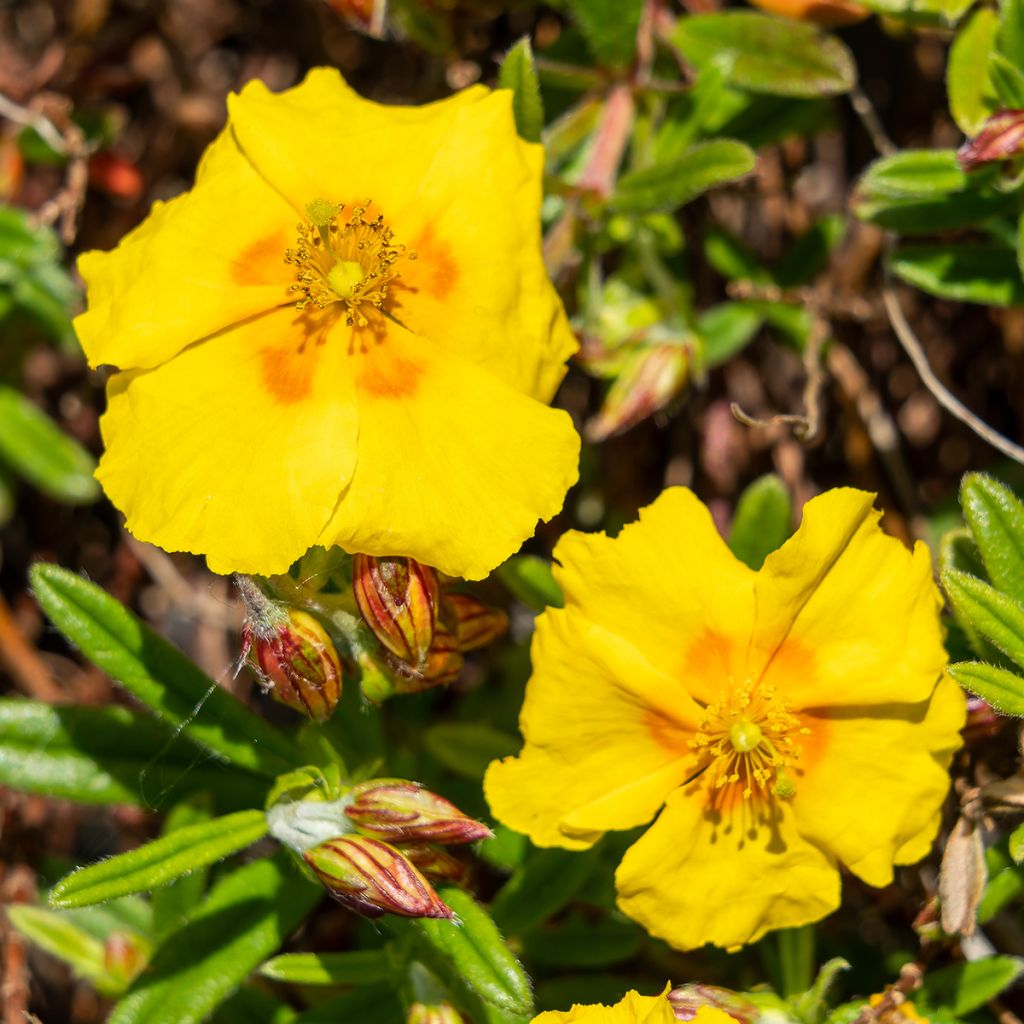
<box><xmin>75</xmin><ymin>69</ymin><xmax>579</xmax><ymax>578</ymax></box>
<box><xmin>485</xmin><ymin>488</ymin><xmax>965</xmax><ymax>951</ymax></box>
<box><xmin>531</xmin><ymin>987</ymin><xmax>682</xmax><ymax>1023</ymax></box>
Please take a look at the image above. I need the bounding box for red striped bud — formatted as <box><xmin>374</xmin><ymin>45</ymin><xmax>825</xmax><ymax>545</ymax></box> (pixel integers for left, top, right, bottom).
<box><xmin>958</xmin><ymin>110</ymin><xmax>1024</xmax><ymax>170</ymax></box>
<box><xmin>402</xmin><ymin>843</ymin><xmax>469</xmax><ymax>884</ymax></box>
<box><xmin>668</xmin><ymin>985</ymin><xmax>758</xmax><ymax>1023</ymax></box>
<box><xmin>304</xmin><ymin>835</ymin><xmax>452</xmax><ymax>919</ymax></box>
<box><xmin>345</xmin><ymin>779</ymin><xmax>492</xmax><ymax>845</ymax></box>
<box><xmin>238</xmin><ymin>577</ymin><xmax>341</xmax><ymax>721</ymax></box>
<box><xmin>353</xmin><ymin>554</ymin><xmax>440</xmax><ymax>668</ymax></box>
<box><xmin>394</xmin><ymin>623</ymin><xmax>464</xmax><ymax>693</ymax></box>
<box><xmin>447</xmin><ymin>593</ymin><xmax>509</xmax><ymax>652</ymax></box>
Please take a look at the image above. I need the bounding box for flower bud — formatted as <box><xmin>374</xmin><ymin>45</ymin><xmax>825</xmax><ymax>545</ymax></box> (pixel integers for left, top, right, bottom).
<box><xmin>345</xmin><ymin>779</ymin><xmax>492</xmax><ymax>845</ymax></box>
<box><xmin>402</xmin><ymin>843</ymin><xmax>469</xmax><ymax>884</ymax></box>
<box><xmin>958</xmin><ymin>110</ymin><xmax>1024</xmax><ymax>170</ymax></box>
<box><xmin>104</xmin><ymin>930</ymin><xmax>148</xmax><ymax>987</ymax></box>
<box><xmin>353</xmin><ymin>554</ymin><xmax>440</xmax><ymax>668</ymax></box>
<box><xmin>304</xmin><ymin>835</ymin><xmax>452</xmax><ymax>919</ymax></box>
<box><xmin>408</xmin><ymin>1003</ymin><xmax>464</xmax><ymax>1024</ymax></box>
<box><xmin>668</xmin><ymin>985</ymin><xmax>758</xmax><ymax>1023</ymax></box>
<box><xmin>395</xmin><ymin>623</ymin><xmax>464</xmax><ymax>693</ymax></box>
<box><xmin>446</xmin><ymin>593</ymin><xmax>510</xmax><ymax>652</ymax></box>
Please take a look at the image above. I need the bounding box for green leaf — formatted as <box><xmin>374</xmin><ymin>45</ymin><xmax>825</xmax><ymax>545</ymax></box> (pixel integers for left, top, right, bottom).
<box><xmin>521</xmin><ymin>914</ymin><xmax>642</xmax><ymax>968</ymax></box>
<box><xmin>30</xmin><ymin>563</ymin><xmax>299</xmax><ymax>778</ymax></box>
<box><xmin>947</xmin><ymin>8</ymin><xmax>999</xmax><ymax>134</ymax></box>
<box><xmin>999</xmin><ymin>0</ymin><xmax>1024</xmax><ymax>65</ymax></box>
<box><xmin>499</xmin><ymin>38</ymin><xmax>543</xmax><ymax>144</ymax></box>
<box><xmin>6</xmin><ymin>904</ymin><xmax>109</xmax><ymax>986</ymax></box>
<box><xmin>0</xmin><ymin>385</ymin><xmax>98</xmax><ymax>503</ymax></box>
<box><xmin>989</xmin><ymin>52</ymin><xmax>1024</xmax><ymax>107</ymax></box>
<box><xmin>1010</xmin><ymin>823</ymin><xmax>1024</xmax><ymax>863</ymax></box>
<box><xmin>948</xmin><ymin>661</ymin><xmax>1024</xmax><ymax>715</ymax></box>
<box><xmin>496</xmin><ymin>554</ymin><xmax>564</xmax><ymax>611</ymax></box>
<box><xmin>0</xmin><ymin>698</ymin><xmax>264</xmax><ymax>807</ymax></box>
<box><xmin>918</xmin><ymin>957</ymin><xmax>1024</xmax><ymax>1015</ymax></box>
<box><xmin>672</xmin><ymin>12</ymin><xmax>856</xmax><ymax>98</ymax></box>
<box><xmin>423</xmin><ymin>722</ymin><xmax>519</xmax><ymax>780</ymax></box>
<box><xmin>259</xmin><ymin>950</ymin><xmax>392</xmax><ymax>986</ymax></box>
<box><xmin>50</xmin><ymin>810</ymin><xmax>268</xmax><ymax>909</ymax></box>
<box><xmin>109</xmin><ymin>854</ymin><xmax>320</xmax><ymax>1024</ymax></box>
<box><xmin>729</xmin><ymin>475</ymin><xmax>793</xmax><ymax>570</ymax></box>
<box><xmin>490</xmin><ymin>848</ymin><xmax>598</xmax><ymax>936</ymax></box>
<box><xmin>611</xmin><ymin>140</ymin><xmax>755</xmax><ymax>215</ymax></box>
<box><xmin>292</xmin><ymin>986</ymin><xmax>404</xmax><ymax>1024</ymax></box>
<box><xmin>859</xmin><ymin>150</ymin><xmax>970</xmax><ymax>197</ymax></box>
<box><xmin>889</xmin><ymin>245</ymin><xmax>1024</xmax><ymax>307</ymax></box>
<box><xmin>564</xmin><ymin>0</ymin><xmax>643</xmax><ymax>69</ymax></box>
<box><xmin>402</xmin><ymin>887</ymin><xmax>533</xmax><ymax>1020</ymax></box>
<box><xmin>214</xmin><ymin>987</ymin><xmax>297</xmax><ymax>1024</ymax></box>
<box><xmin>774</xmin><ymin>214</ymin><xmax>845</xmax><ymax>288</ymax></box>
<box><xmin>699</xmin><ymin>302</ymin><xmax>763</xmax><ymax>368</ymax></box>
<box><xmin>152</xmin><ymin>797</ymin><xmax>216</xmax><ymax>936</ymax></box>
<box><xmin>943</xmin><ymin>570</ymin><xmax>1024</xmax><ymax>669</ymax></box>
<box><xmin>961</xmin><ymin>474</ymin><xmax>1024</xmax><ymax>606</ymax></box>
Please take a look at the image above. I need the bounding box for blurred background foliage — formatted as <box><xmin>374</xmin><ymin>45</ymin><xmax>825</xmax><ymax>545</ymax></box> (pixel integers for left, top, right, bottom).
<box><xmin>6</xmin><ymin>0</ymin><xmax>1024</xmax><ymax>1022</ymax></box>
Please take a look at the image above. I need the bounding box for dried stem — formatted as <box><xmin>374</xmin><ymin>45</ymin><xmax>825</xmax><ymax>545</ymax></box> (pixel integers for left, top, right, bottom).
<box><xmin>849</xmin><ymin>83</ymin><xmax>897</xmax><ymax>157</ymax></box>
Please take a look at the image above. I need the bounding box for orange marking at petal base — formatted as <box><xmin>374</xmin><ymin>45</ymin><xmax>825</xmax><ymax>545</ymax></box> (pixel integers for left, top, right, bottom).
<box><xmin>231</xmin><ymin>229</ymin><xmax>290</xmax><ymax>286</ymax></box>
<box><xmin>410</xmin><ymin>225</ymin><xmax>459</xmax><ymax>300</ymax></box>
<box><xmin>682</xmin><ymin>629</ymin><xmax>745</xmax><ymax>699</ymax></box>
<box><xmin>644</xmin><ymin>710</ymin><xmax>692</xmax><ymax>756</ymax></box>
<box><xmin>356</xmin><ymin>340</ymin><xmax>423</xmax><ymax>400</ymax></box>
<box><xmin>260</xmin><ymin>345</ymin><xmax>316</xmax><ymax>405</ymax></box>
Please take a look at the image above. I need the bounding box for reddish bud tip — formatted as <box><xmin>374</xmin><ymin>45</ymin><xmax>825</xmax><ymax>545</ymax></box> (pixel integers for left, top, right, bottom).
<box><xmin>345</xmin><ymin>779</ymin><xmax>492</xmax><ymax>845</ymax></box>
<box><xmin>304</xmin><ymin>835</ymin><xmax>453</xmax><ymax>919</ymax></box>
<box><xmin>104</xmin><ymin>931</ymin><xmax>148</xmax><ymax>986</ymax></box>
<box><xmin>408</xmin><ymin>1003</ymin><xmax>465</xmax><ymax>1024</ymax></box>
<box><xmin>668</xmin><ymin>985</ymin><xmax>759</xmax><ymax>1023</ymax></box>
<box><xmin>401</xmin><ymin>843</ymin><xmax>470</xmax><ymax>884</ymax></box>
<box><xmin>958</xmin><ymin>110</ymin><xmax>1024</xmax><ymax>170</ymax></box>
<box><xmin>446</xmin><ymin>593</ymin><xmax>510</xmax><ymax>652</ymax></box>
<box><xmin>353</xmin><ymin>554</ymin><xmax>441</xmax><ymax>668</ymax></box>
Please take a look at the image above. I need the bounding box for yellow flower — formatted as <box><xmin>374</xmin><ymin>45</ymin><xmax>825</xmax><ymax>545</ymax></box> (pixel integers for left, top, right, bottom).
<box><xmin>75</xmin><ymin>69</ymin><xmax>579</xmax><ymax>579</ymax></box>
<box><xmin>485</xmin><ymin>488</ymin><xmax>965</xmax><ymax>951</ymax></box>
<box><xmin>531</xmin><ymin>987</ymin><xmax>681</xmax><ymax>1023</ymax></box>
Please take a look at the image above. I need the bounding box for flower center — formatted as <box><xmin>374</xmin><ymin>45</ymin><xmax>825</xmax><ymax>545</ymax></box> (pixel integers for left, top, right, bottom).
<box><xmin>690</xmin><ymin>683</ymin><xmax>808</xmax><ymax>800</ymax></box>
<box><xmin>284</xmin><ymin>199</ymin><xmax>413</xmax><ymax>326</ymax></box>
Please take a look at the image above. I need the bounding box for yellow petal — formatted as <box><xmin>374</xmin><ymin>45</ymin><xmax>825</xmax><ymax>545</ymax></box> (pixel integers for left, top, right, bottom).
<box><xmin>97</xmin><ymin>307</ymin><xmax>358</xmax><ymax>575</ymax></box>
<box><xmin>227</xmin><ymin>68</ymin><xmax>576</xmax><ymax>402</ymax></box>
<box><xmin>615</xmin><ymin>781</ymin><xmax>841</xmax><ymax>951</ymax></box>
<box><xmin>319</xmin><ymin>316</ymin><xmax>579</xmax><ymax>581</ymax></box>
<box><xmin>531</xmin><ymin>988</ymin><xmax>676</xmax><ymax>1024</ymax></box>
<box><xmin>552</xmin><ymin>488</ymin><xmax>756</xmax><ymax>706</ymax></box>
<box><xmin>792</xmin><ymin>673</ymin><xmax>965</xmax><ymax>887</ymax></box>
<box><xmin>485</xmin><ymin>606</ymin><xmax>699</xmax><ymax>849</ymax></box>
<box><xmin>753</xmin><ymin>488</ymin><xmax>947</xmax><ymax>708</ymax></box>
<box><xmin>74</xmin><ymin>128</ymin><xmax>294</xmax><ymax>372</ymax></box>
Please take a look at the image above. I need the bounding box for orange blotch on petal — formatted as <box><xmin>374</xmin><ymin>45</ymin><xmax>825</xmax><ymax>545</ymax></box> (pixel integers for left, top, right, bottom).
<box><xmin>644</xmin><ymin>710</ymin><xmax>692</xmax><ymax>757</ymax></box>
<box><xmin>408</xmin><ymin>225</ymin><xmax>459</xmax><ymax>300</ymax></box>
<box><xmin>231</xmin><ymin>228</ymin><xmax>291</xmax><ymax>286</ymax></box>
<box><xmin>260</xmin><ymin>344</ymin><xmax>317</xmax><ymax>405</ymax></box>
<box><xmin>355</xmin><ymin>331</ymin><xmax>423</xmax><ymax>399</ymax></box>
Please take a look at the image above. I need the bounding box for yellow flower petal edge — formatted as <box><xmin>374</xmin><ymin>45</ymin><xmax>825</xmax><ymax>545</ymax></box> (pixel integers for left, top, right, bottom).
<box><xmin>531</xmin><ymin>986</ymin><xmax>677</xmax><ymax>1023</ymax></box>
<box><xmin>486</xmin><ymin>486</ymin><xmax>965</xmax><ymax>951</ymax></box>
<box><xmin>77</xmin><ymin>68</ymin><xmax>580</xmax><ymax>578</ymax></box>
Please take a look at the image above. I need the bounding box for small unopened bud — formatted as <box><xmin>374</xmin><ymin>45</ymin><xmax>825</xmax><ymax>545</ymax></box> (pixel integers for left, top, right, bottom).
<box><xmin>353</xmin><ymin>554</ymin><xmax>440</xmax><ymax>668</ymax></box>
<box><xmin>958</xmin><ymin>110</ymin><xmax>1024</xmax><ymax>170</ymax></box>
<box><xmin>408</xmin><ymin>1003</ymin><xmax>464</xmax><ymax>1024</ymax></box>
<box><xmin>237</xmin><ymin>577</ymin><xmax>341</xmax><ymax>721</ymax></box>
<box><xmin>395</xmin><ymin>623</ymin><xmax>464</xmax><ymax>693</ymax></box>
<box><xmin>447</xmin><ymin>593</ymin><xmax>509</xmax><ymax>652</ymax></box>
<box><xmin>402</xmin><ymin>843</ymin><xmax>469</xmax><ymax>884</ymax></box>
<box><xmin>304</xmin><ymin>835</ymin><xmax>452</xmax><ymax>919</ymax></box>
<box><xmin>585</xmin><ymin>343</ymin><xmax>689</xmax><ymax>442</ymax></box>
<box><xmin>668</xmin><ymin>985</ymin><xmax>758</xmax><ymax>1023</ymax></box>
<box><xmin>346</xmin><ymin>779</ymin><xmax>492</xmax><ymax>845</ymax></box>
<box><xmin>104</xmin><ymin>931</ymin><xmax>148</xmax><ymax>987</ymax></box>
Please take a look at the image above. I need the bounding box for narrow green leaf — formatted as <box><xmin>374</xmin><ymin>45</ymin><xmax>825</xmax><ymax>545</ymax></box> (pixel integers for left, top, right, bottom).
<box><xmin>50</xmin><ymin>810</ymin><xmax>267</xmax><ymax>909</ymax></box>
<box><xmin>948</xmin><ymin>661</ymin><xmax>1024</xmax><ymax>716</ymax></box>
<box><xmin>402</xmin><ymin>887</ymin><xmax>533</xmax><ymax>1018</ymax></box>
<box><xmin>259</xmin><ymin>950</ymin><xmax>392</xmax><ymax>986</ymax></box>
<box><xmin>699</xmin><ymin>302</ymin><xmax>763</xmax><ymax>369</ymax></box>
<box><xmin>496</xmin><ymin>554</ymin><xmax>564</xmax><ymax>611</ymax></box>
<box><xmin>6</xmin><ymin>904</ymin><xmax>108</xmax><ymax>985</ymax></box>
<box><xmin>989</xmin><ymin>52</ymin><xmax>1024</xmax><ymax>107</ymax></box>
<box><xmin>948</xmin><ymin>8</ymin><xmax>1000</xmax><ymax>133</ymax></box>
<box><xmin>292</xmin><ymin>986</ymin><xmax>404</xmax><ymax>1024</ymax></box>
<box><xmin>774</xmin><ymin>215</ymin><xmax>845</xmax><ymax>288</ymax></box>
<box><xmin>1010</xmin><ymin>823</ymin><xmax>1024</xmax><ymax>863</ymax></box>
<box><xmin>999</xmin><ymin>0</ymin><xmax>1024</xmax><ymax>65</ymax></box>
<box><xmin>918</xmin><ymin>957</ymin><xmax>1024</xmax><ymax>1015</ymax></box>
<box><xmin>491</xmin><ymin>848</ymin><xmax>598</xmax><ymax>936</ymax></box>
<box><xmin>214</xmin><ymin>987</ymin><xmax>297</xmax><ymax>1024</ymax></box>
<box><xmin>729</xmin><ymin>475</ymin><xmax>793</xmax><ymax>570</ymax></box>
<box><xmin>858</xmin><ymin>150</ymin><xmax>969</xmax><ymax>197</ymax></box>
<box><xmin>109</xmin><ymin>854</ymin><xmax>320</xmax><ymax>1024</ymax></box>
<box><xmin>0</xmin><ymin>698</ymin><xmax>264</xmax><ymax>808</ymax></box>
<box><xmin>499</xmin><ymin>38</ymin><xmax>543</xmax><ymax>144</ymax></box>
<box><xmin>564</xmin><ymin>0</ymin><xmax>643</xmax><ymax>69</ymax></box>
<box><xmin>889</xmin><ymin>245</ymin><xmax>1024</xmax><ymax>307</ymax></box>
<box><xmin>30</xmin><ymin>563</ymin><xmax>298</xmax><ymax>777</ymax></box>
<box><xmin>611</xmin><ymin>140</ymin><xmax>755</xmax><ymax>214</ymax></box>
<box><xmin>961</xmin><ymin>473</ymin><xmax>1024</xmax><ymax>606</ymax></box>
<box><xmin>423</xmin><ymin>722</ymin><xmax>519</xmax><ymax>780</ymax></box>
<box><xmin>943</xmin><ymin>570</ymin><xmax>1024</xmax><ymax>669</ymax></box>
<box><xmin>672</xmin><ymin>13</ymin><xmax>856</xmax><ymax>98</ymax></box>
<box><xmin>521</xmin><ymin>914</ymin><xmax>642</xmax><ymax>968</ymax></box>
<box><xmin>152</xmin><ymin>797</ymin><xmax>216</xmax><ymax>936</ymax></box>
<box><xmin>0</xmin><ymin>386</ymin><xmax>98</xmax><ymax>503</ymax></box>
